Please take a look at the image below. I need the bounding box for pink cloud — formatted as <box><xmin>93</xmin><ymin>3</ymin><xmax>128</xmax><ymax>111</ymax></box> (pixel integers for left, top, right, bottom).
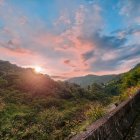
<box><xmin>54</xmin><ymin>12</ymin><xmax>71</xmax><ymax>26</ymax></box>
<box><xmin>34</xmin><ymin>33</ymin><xmax>63</xmax><ymax>47</ymax></box>
<box><xmin>29</xmin><ymin>4</ymin><xmax>103</xmax><ymax>79</ymax></box>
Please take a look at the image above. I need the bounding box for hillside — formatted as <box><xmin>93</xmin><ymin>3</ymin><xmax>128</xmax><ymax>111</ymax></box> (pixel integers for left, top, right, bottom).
<box><xmin>104</xmin><ymin>63</ymin><xmax>140</xmax><ymax>96</ymax></box>
<box><xmin>67</xmin><ymin>74</ymin><xmax>119</xmax><ymax>87</ymax></box>
<box><xmin>0</xmin><ymin>60</ymin><xmax>140</xmax><ymax>140</ymax></box>
<box><xmin>0</xmin><ymin>60</ymin><xmax>87</xmax><ymax>99</ymax></box>
<box><xmin>0</xmin><ymin>60</ymin><xmax>110</xmax><ymax>140</ymax></box>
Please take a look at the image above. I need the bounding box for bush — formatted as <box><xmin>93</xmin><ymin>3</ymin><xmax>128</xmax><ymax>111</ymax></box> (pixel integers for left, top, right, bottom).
<box><xmin>85</xmin><ymin>103</ymin><xmax>105</xmax><ymax>122</ymax></box>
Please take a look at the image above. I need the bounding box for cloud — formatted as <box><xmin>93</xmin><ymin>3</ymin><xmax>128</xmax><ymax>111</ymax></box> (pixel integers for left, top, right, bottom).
<box><xmin>0</xmin><ymin>0</ymin><xmax>4</xmax><ymax>6</ymax></box>
<box><xmin>85</xmin><ymin>0</ymin><xmax>95</xmax><ymax>4</ymax></box>
<box><xmin>119</xmin><ymin>0</ymin><xmax>140</xmax><ymax>25</ymax></box>
<box><xmin>82</xmin><ymin>50</ymin><xmax>94</xmax><ymax>61</ymax></box>
<box><xmin>64</xmin><ymin>59</ymin><xmax>71</xmax><ymax>65</ymax></box>
<box><xmin>0</xmin><ymin>0</ymin><xmax>140</xmax><ymax>80</ymax></box>
<box><xmin>0</xmin><ymin>44</ymin><xmax>48</xmax><ymax>67</ymax></box>
<box><xmin>90</xmin><ymin>43</ymin><xmax>140</xmax><ymax>73</ymax></box>
<box><xmin>92</xmin><ymin>32</ymin><xmax>127</xmax><ymax>50</ymax></box>
<box><xmin>77</xmin><ymin>25</ymin><xmax>140</xmax><ymax>75</ymax></box>
<box><xmin>119</xmin><ymin>0</ymin><xmax>140</xmax><ymax>15</ymax></box>
<box><xmin>63</xmin><ymin>59</ymin><xmax>76</xmax><ymax>67</ymax></box>
<box><xmin>0</xmin><ymin>39</ymin><xmax>32</xmax><ymax>54</ymax></box>
<box><xmin>112</xmin><ymin>25</ymin><xmax>140</xmax><ymax>38</ymax></box>
<box><xmin>54</xmin><ymin>12</ymin><xmax>71</xmax><ymax>26</ymax></box>
<box><xmin>30</xmin><ymin>3</ymin><xmax>102</xmax><ymax>78</ymax></box>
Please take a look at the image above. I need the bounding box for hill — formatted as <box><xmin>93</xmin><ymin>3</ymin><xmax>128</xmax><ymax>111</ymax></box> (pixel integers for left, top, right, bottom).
<box><xmin>0</xmin><ymin>60</ymin><xmax>87</xmax><ymax>99</ymax></box>
<box><xmin>67</xmin><ymin>74</ymin><xmax>119</xmax><ymax>87</ymax></box>
<box><xmin>0</xmin><ymin>60</ymin><xmax>140</xmax><ymax>140</ymax></box>
<box><xmin>104</xmin><ymin>63</ymin><xmax>140</xmax><ymax>96</ymax></box>
<box><xmin>0</xmin><ymin>60</ymin><xmax>110</xmax><ymax>139</ymax></box>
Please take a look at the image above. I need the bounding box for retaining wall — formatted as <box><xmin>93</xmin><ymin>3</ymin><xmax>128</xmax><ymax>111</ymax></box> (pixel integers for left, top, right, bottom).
<box><xmin>71</xmin><ymin>90</ymin><xmax>140</xmax><ymax>140</ymax></box>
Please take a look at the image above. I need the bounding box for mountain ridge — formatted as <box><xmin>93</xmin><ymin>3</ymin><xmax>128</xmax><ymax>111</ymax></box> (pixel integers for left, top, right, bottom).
<box><xmin>67</xmin><ymin>74</ymin><xmax>120</xmax><ymax>87</ymax></box>
<box><xmin>67</xmin><ymin>64</ymin><xmax>140</xmax><ymax>87</ymax></box>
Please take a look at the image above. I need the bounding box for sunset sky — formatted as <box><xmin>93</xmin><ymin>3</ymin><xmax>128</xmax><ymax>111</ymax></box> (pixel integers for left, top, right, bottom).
<box><xmin>0</xmin><ymin>0</ymin><xmax>140</xmax><ymax>80</ymax></box>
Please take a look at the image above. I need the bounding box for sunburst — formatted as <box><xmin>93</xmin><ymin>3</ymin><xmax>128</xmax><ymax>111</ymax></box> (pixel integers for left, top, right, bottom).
<box><xmin>34</xmin><ymin>66</ymin><xmax>42</xmax><ymax>73</ymax></box>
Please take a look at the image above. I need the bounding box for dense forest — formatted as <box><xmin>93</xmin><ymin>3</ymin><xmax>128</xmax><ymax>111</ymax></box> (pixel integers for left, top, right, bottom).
<box><xmin>0</xmin><ymin>60</ymin><xmax>140</xmax><ymax>140</ymax></box>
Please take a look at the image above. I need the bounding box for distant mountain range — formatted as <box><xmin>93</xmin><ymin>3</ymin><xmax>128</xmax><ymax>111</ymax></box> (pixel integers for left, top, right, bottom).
<box><xmin>67</xmin><ymin>63</ymin><xmax>140</xmax><ymax>87</ymax></box>
<box><xmin>67</xmin><ymin>74</ymin><xmax>120</xmax><ymax>87</ymax></box>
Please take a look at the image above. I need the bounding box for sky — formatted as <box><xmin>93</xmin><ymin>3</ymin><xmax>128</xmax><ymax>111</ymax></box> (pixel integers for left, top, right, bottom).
<box><xmin>0</xmin><ymin>0</ymin><xmax>140</xmax><ymax>80</ymax></box>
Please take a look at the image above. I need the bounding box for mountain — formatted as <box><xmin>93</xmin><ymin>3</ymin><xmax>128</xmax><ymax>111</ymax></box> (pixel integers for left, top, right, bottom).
<box><xmin>67</xmin><ymin>63</ymin><xmax>140</xmax><ymax>87</ymax></box>
<box><xmin>67</xmin><ymin>74</ymin><xmax>119</xmax><ymax>87</ymax></box>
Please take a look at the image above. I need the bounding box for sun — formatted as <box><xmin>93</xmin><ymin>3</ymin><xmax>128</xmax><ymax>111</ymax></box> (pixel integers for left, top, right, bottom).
<box><xmin>34</xmin><ymin>66</ymin><xmax>42</xmax><ymax>73</ymax></box>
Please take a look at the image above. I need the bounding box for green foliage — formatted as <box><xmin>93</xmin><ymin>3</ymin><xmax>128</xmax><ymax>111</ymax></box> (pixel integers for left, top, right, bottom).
<box><xmin>105</xmin><ymin>64</ymin><xmax>140</xmax><ymax>102</ymax></box>
<box><xmin>0</xmin><ymin>60</ymin><xmax>140</xmax><ymax>139</ymax></box>
<box><xmin>121</xmin><ymin>67</ymin><xmax>140</xmax><ymax>90</ymax></box>
<box><xmin>0</xmin><ymin>77</ymin><xmax>8</xmax><ymax>88</ymax></box>
<box><xmin>85</xmin><ymin>103</ymin><xmax>105</xmax><ymax>122</ymax></box>
<box><xmin>0</xmin><ymin>98</ymin><xmax>5</xmax><ymax>111</ymax></box>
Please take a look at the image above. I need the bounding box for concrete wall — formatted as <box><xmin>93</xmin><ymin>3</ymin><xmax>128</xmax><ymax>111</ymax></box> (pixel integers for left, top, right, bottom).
<box><xmin>71</xmin><ymin>90</ymin><xmax>140</xmax><ymax>140</ymax></box>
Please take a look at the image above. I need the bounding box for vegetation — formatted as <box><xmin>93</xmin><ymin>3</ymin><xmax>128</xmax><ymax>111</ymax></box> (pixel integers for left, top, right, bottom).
<box><xmin>0</xmin><ymin>60</ymin><xmax>140</xmax><ymax>139</ymax></box>
<box><xmin>67</xmin><ymin>74</ymin><xmax>118</xmax><ymax>88</ymax></box>
<box><xmin>105</xmin><ymin>63</ymin><xmax>140</xmax><ymax>102</ymax></box>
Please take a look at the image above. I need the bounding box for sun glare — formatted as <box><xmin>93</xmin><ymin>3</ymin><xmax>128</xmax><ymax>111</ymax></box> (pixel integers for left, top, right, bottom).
<box><xmin>34</xmin><ymin>66</ymin><xmax>42</xmax><ymax>73</ymax></box>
